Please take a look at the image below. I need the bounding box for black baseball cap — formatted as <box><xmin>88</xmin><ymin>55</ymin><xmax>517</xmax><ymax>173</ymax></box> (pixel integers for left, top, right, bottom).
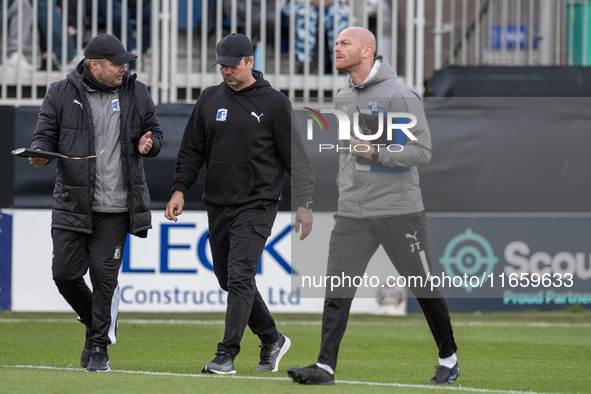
<box><xmin>212</xmin><ymin>33</ymin><xmax>253</xmax><ymax>67</ymax></box>
<box><xmin>84</xmin><ymin>34</ymin><xmax>136</xmax><ymax>65</ymax></box>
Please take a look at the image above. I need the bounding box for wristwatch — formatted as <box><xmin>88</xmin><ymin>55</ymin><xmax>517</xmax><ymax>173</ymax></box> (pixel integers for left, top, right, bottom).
<box><xmin>371</xmin><ymin>151</ymin><xmax>379</xmax><ymax>161</ymax></box>
<box><xmin>303</xmin><ymin>201</ymin><xmax>313</xmax><ymax>210</ymax></box>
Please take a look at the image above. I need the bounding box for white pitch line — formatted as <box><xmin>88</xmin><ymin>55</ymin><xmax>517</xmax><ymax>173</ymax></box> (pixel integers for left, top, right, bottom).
<box><xmin>0</xmin><ymin>319</ymin><xmax>590</xmax><ymax>328</ymax></box>
<box><xmin>1</xmin><ymin>365</ymin><xmax>562</xmax><ymax>394</ymax></box>
<box><xmin>0</xmin><ymin>319</ymin><xmax>226</xmax><ymax>325</ymax></box>
<box><xmin>453</xmin><ymin>322</ymin><xmax>591</xmax><ymax>328</ymax></box>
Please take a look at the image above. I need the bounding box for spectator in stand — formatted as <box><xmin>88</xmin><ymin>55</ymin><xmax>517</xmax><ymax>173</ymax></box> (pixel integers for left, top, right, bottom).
<box><xmin>367</xmin><ymin>0</ymin><xmax>394</xmax><ymax>64</ymax></box>
<box><xmin>38</xmin><ymin>0</ymin><xmax>79</xmax><ymax>70</ymax></box>
<box><xmin>95</xmin><ymin>0</ymin><xmax>151</xmax><ymax>69</ymax></box>
<box><xmin>0</xmin><ymin>0</ymin><xmax>34</xmax><ymax>72</ymax></box>
<box><xmin>222</xmin><ymin>0</ymin><xmax>276</xmax><ymax>46</ymax></box>
<box><xmin>282</xmin><ymin>0</ymin><xmax>348</xmax><ymax>73</ymax></box>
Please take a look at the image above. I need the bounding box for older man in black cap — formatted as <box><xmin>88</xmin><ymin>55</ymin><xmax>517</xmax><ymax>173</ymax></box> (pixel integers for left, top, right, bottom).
<box><xmin>28</xmin><ymin>34</ymin><xmax>163</xmax><ymax>372</ymax></box>
<box><xmin>165</xmin><ymin>33</ymin><xmax>315</xmax><ymax>374</ymax></box>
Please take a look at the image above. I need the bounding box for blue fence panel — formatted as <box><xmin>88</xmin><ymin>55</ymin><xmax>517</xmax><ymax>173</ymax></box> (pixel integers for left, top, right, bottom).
<box><xmin>0</xmin><ymin>211</ymin><xmax>12</xmax><ymax>310</ymax></box>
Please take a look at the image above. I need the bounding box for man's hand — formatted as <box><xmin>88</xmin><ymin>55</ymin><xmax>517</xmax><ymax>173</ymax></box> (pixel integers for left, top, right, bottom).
<box><xmin>28</xmin><ymin>148</ymin><xmax>49</xmax><ymax>167</ymax></box>
<box><xmin>139</xmin><ymin>131</ymin><xmax>153</xmax><ymax>155</ymax></box>
<box><xmin>295</xmin><ymin>206</ymin><xmax>313</xmax><ymax>241</ymax></box>
<box><xmin>28</xmin><ymin>156</ymin><xmax>49</xmax><ymax>167</ymax></box>
<box><xmin>350</xmin><ymin>134</ymin><xmax>375</xmax><ymax>159</ymax></box>
<box><xmin>165</xmin><ymin>191</ymin><xmax>185</xmax><ymax>222</ymax></box>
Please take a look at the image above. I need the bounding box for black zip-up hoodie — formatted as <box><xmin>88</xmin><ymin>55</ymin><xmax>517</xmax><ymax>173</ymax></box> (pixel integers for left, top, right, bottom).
<box><xmin>172</xmin><ymin>70</ymin><xmax>314</xmax><ymax>207</ymax></box>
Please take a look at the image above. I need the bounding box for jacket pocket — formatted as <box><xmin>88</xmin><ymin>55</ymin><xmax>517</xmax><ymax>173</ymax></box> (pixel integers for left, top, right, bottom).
<box><xmin>387</xmin><ymin>173</ymin><xmax>405</xmax><ymax>194</ymax></box>
<box><xmin>61</xmin><ymin>100</ymin><xmax>86</xmax><ymax>131</ymax></box>
<box><xmin>58</xmin><ymin>127</ymin><xmax>88</xmax><ymax>157</ymax></box>
<box><xmin>205</xmin><ymin>161</ymin><xmax>259</xmax><ymax>205</ymax></box>
<box><xmin>253</xmin><ymin>225</ymin><xmax>271</xmax><ymax>239</ymax></box>
<box><xmin>129</xmin><ymin>127</ymin><xmax>142</xmax><ymax>143</ymax></box>
<box><xmin>248</xmin><ymin>225</ymin><xmax>272</xmax><ymax>260</ymax></box>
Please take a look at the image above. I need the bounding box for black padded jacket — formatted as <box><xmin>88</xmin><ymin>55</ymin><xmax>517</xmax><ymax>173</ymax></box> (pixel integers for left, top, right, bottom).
<box><xmin>31</xmin><ymin>61</ymin><xmax>163</xmax><ymax>238</ymax></box>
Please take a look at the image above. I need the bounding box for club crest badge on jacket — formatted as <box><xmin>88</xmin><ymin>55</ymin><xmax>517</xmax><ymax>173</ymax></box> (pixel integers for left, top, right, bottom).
<box><xmin>216</xmin><ymin>108</ymin><xmax>228</xmax><ymax>122</ymax></box>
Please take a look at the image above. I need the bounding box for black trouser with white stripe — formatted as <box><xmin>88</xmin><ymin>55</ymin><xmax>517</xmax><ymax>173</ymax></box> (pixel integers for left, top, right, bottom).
<box><xmin>317</xmin><ymin>211</ymin><xmax>458</xmax><ymax>370</ymax></box>
<box><xmin>205</xmin><ymin>201</ymin><xmax>280</xmax><ymax>358</ymax></box>
<box><xmin>51</xmin><ymin>213</ymin><xmax>128</xmax><ymax>349</ymax></box>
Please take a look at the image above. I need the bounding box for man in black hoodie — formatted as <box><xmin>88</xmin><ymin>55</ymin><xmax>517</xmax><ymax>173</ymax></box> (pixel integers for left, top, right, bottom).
<box><xmin>165</xmin><ymin>33</ymin><xmax>314</xmax><ymax>374</ymax></box>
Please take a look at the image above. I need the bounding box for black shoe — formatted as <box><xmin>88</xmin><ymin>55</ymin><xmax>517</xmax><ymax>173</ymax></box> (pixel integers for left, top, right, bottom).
<box><xmin>80</xmin><ymin>327</ymin><xmax>92</xmax><ymax>368</ymax></box>
<box><xmin>287</xmin><ymin>364</ymin><xmax>334</xmax><ymax>385</ymax></box>
<box><xmin>86</xmin><ymin>346</ymin><xmax>110</xmax><ymax>372</ymax></box>
<box><xmin>201</xmin><ymin>352</ymin><xmax>236</xmax><ymax>375</ymax></box>
<box><xmin>255</xmin><ymin>333</ymin><xmax>291</xmax><ymax>372</ymax></box>
<box><xmin>429</xmin><ymin>363</ymin><xmax>460</xmax><ymax>384</ymax></box>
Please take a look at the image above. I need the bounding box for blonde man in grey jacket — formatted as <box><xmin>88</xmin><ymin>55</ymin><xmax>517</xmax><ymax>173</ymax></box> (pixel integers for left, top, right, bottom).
<box><xmin>288</xmin><ymin>27</ymin><xmax>459</xmax><ymax>386</ymax></box>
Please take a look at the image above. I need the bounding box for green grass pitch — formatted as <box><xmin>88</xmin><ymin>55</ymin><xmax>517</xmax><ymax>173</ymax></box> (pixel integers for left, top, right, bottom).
<box><xmin>0</xmin><ymin>310</ymin><xmax>590</xmax><ymax>393</ymax></box>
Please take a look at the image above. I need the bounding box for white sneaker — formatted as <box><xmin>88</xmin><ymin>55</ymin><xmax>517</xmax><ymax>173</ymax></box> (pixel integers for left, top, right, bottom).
<box><xmin>255</xmin><ymin>333</ymin><xmax>291</xmax><ymax>372</ymax></box>
<box><xmin>4</xmin><ymin>53</ymin><xmax>33</xmax><ymax>72</ymax></box>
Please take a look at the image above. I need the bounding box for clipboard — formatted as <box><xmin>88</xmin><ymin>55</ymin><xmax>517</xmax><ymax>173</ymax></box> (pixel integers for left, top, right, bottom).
<box><xmin>11</xmin><ymin>148</ymin><xmax>63</xmax><ymax>161</ymax></box>
<box><xmin>353</xmin><ymin>109</ymin><xmax>411</xmax><ymax>173</ymax></box>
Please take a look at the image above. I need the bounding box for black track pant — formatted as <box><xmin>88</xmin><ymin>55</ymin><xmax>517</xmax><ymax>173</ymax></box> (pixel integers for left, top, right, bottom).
<box><xmin>317</xmin><ymin>211</ymin><xmax>458</xmax><ymax>370</ymax></box>
<box><xmin>51</xmin><ymin>212</ymin><xmax>128</xmax><ymax>349</ymax></box>
<box><xmin>205</xmin><ymin>201</ymin><xmax>280</xmax><ymax>358</ymax></box>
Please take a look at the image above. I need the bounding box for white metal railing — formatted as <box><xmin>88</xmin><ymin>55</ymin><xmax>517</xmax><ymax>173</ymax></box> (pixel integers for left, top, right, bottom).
<box><xmin>0</xmin><ymin>0</ymin><xmax>409</xmax><ymax>105</ymax></box>
<box><xmin>0</xmin><ymin>0</ymin><xmax>586</xmax><ymax>106</ymax></box>
<box><xmin>433</xmin><ymin>0</ymin><xmax>590</xmax><ymax>70</ymax></box>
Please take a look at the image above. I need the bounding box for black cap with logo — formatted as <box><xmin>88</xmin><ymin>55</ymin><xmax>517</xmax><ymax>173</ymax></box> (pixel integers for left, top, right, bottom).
<box><xmin>212</xmin><ymin>33</ymin><xmax>253</xmax><ymax>67</ymax></box>
<box><xmin>84</xmin><ymin>34</ymin><xmax>137</xmax><ymax>65</ymax></box>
